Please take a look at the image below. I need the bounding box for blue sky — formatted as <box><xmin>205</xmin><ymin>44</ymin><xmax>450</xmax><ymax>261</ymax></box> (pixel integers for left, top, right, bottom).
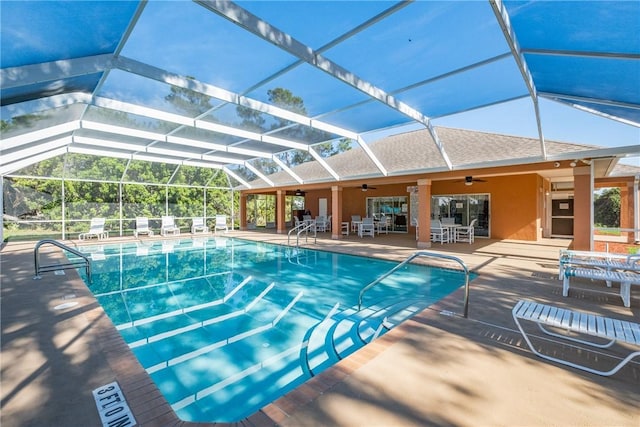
<box><xmin>122</xmin><ymin>1</ymin><xmax>639</xmax><ymax>166</ymax></box>
<box><xmin>3</xmin><ymin>1</ymin><xmax>637</xmax><ymax>168</ymax></box>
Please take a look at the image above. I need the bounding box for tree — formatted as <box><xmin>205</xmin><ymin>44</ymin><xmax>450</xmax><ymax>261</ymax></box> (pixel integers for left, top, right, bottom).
<box><xmin>164</xmin><ymin>76</ymin><xmax>213</xmax><ymax>117</ymax></box>
<box><xmin>594</xmin><ymin>187</ymin><xmax>620</xmax><ymax>227</ymax></box>
<box><xmin>236</xmin><ymin>87</ymin><xmax>350</xmax><ymax>170</ymax></box>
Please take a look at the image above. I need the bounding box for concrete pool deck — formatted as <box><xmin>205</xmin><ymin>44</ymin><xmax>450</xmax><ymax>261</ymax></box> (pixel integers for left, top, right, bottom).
<box><xmin>2</xmin><ymin>231</ymin><xmax>639</xmax><ymax>426</ymax></box>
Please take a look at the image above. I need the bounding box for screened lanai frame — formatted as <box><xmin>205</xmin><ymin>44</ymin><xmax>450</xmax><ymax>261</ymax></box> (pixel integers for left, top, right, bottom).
<box><xmin>1</xmin><ymin>1</ymin><xmax>639</xmax><ymax>241</ymax></box>
<box><xmin>1</xmin><ymin>151</ymin><xmax>240</xmax><ymax>240</ymax></box>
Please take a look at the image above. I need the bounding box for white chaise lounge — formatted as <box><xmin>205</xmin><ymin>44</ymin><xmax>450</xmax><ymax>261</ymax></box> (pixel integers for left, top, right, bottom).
<box><xmin>191</xmin><ymin>217</ymin><xmax>209</xmax><ymax>234</ymax></box>
<box><xmin>161</xmin><ymin>216</ymin><xmax>180</xmax><ymax>236</ymax></box>
<box><xmin>560</xmin><ymin>252</ymin><xmax>640</xmax><ymax>307</ymax></box>
<box><xmin>134</xmin><ymin>217</ymin><xmax>153</xmax><ymax>237</ymax></box>
<box><xmin>79</xmin><ymin>217</ymin><xmax>108</xmax><ymax>240</ymax></box>
<box><xmin>513</xmin><ymin>299</ymin><xmax>640</xmax><ymax>376</ymax></box>
<box><xmin>214</xmin><ymin>215</ymin><xmax>228</xmax><ymax>234</ymax></box>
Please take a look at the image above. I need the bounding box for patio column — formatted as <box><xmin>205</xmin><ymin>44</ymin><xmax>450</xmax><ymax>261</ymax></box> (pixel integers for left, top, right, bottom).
<box><xmin>239</xmin><ymin>192</ymin><xmax>248</xmax><ymax>231</ymax></box>
<box><xmin>573</xmin><ymin>166</ymin><xmax>592</xmax><ymax>250</ymax></box>
<box><xmin>276</xmin><ymin>190</ymin><xmax>286</xmax><ymax>234</ymax></box>
<box><xmin>331</xmin><ymin>185</ymin><xmax>343</xmax><ymax>240</ymax></box>
<box><xmin>417</xmin><ymin>178</ymin><xmax>432</xmax><ymax>249</ymax></box>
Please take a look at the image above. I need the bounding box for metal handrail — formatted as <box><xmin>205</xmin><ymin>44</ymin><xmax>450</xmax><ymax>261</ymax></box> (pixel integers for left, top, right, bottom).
<box><xmin>287</xmin><ymin>221</ymin><xmax>317</xmax><ymax>247</ymax></box>
<box><xmin>297</xmin><ymin>222</ymin><xmax>317</xmax><ymax>246</ymax></box>
<box><xmin>287</xmin><ymin>223</ymin><xmax>307</xmax><ymax>246</ymax></box>
<box><xmin>34</xmin><ymin>239</ymin><xmax>92</xmax><ymax>283</ymax></box>
<box><xmin>357</xmin><ymin>251</ymin><xmax>470</xmax><ymax>318</ymax></box>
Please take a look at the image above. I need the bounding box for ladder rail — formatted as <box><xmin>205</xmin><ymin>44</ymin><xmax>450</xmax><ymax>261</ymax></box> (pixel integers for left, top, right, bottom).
<box><xmin>287</xmin><ymin>223</ymin><xmax>306</xmax><ymax>246</ymax></box>
<box><xmin>34</xmin><ymin>239</ymin><xmax>92</xmax><ymax>283</ymax></box>
<box><xmin>296</xmin><ymin>221</ymin><xmax>317</xmax><ymax>247</ymax></box>
<box><xmin>287</xmin><ymin>222</ymin><xmax>317</xmax><ymax>247</ymax></box>
<box><xmin>357</xmin><ymin>251</ymin><xmax>470</xmax><ymax>318</ymax></box>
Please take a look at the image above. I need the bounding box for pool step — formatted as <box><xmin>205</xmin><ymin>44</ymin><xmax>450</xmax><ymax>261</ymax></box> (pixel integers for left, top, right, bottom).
<box><xmin>130</xmin><ymin>288</ymin><xmax>304</xmax><ymax>374</ymax></box>
<box><xmin>333</xmin><ymin>299</ymin><xmax>428</xmax><ymax>360</ymax></box>
<box><xmin>305</xmin><ymin>298</ymin><xmax>430</xmax><ymax>375</ymax></box>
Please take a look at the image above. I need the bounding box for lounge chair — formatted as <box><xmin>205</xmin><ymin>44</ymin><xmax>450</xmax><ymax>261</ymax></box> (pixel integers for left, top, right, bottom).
<box><xmin>134</xmin><ymin>217</ymin><xmax>154</xmax><ymax>238</ymax></box>
<box><xmin>563</xmin><ymin>264</ymin><xmax>640</xmax><ymax>308</ymax></box>
<box><xmin>358</xmin><ymin>217</ymin><xmax>375</xmax><ymax>238</ymax></box>
<box><xmin>214</xmin><ymin>215</ymin><xmax>228</xmax><ymax>234</ymax></box>
<box><xmin>512</xmin><ymin>299</ymin><xmax>640</xmax><ymax>376</ymax></box>
<box><xmin>191</xmin><ymin>217</ymin><xmax>209</xmax><ymax>234</ymax></box>
<box><xmin>79</xmin><ymin>217</ymin><xmax>108</xmax><ymax>240</ymax></box>
<box><xmin>456</xmin><ymin>219</ymin><xmax>477</xmax><ymax>244</ymax></box>
<box><xmin>161</xmin><ymin>216</ymin><xmax>180</xmax><ymax>236</ymax></box>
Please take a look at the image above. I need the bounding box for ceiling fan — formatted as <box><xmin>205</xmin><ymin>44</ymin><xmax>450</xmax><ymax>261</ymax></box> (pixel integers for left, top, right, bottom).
<box><xmin>293</xmin><ymin>189</ymin><xmax>306</xmax><ymax>196</ymax></box>
<box><xmin>459</xmin><ymin>176</ymin><xmax>487</xmax><ymax>186</ymax></box>
<box><xmin>361</xmin><ymin>184</ymin><xmax>377</xmax><ymax>191</ymax></box>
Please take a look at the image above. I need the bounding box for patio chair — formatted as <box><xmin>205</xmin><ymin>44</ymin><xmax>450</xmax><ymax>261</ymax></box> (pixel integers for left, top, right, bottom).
<box><xmin>161</xmin><ymin>216</ymin><xmax>180</xmax><ymax>236</ymax></box>
<box><xmin>430</xmin><ymin>219</ymin><xmax>449</xmax><ymax>244</ymax></box>
<box><xmin>79</xmin><ymin>217</ymin><xmax>108</xmax><ymax>240</ymax></box>
<box><xmin>376</xmin><ymin>215</ymin><xmax>390</xmax><ymax>234</ymax></box>
<box><xmin>191</xmin><ymin>217</ymin><xmax>209</xmax><ymax>234</ymax></box>
<box><xmin>351</xmin><ymin>215</ymin><xmax>362</xmax><ymax>233</ymax></box>
<box><xmin>134</xmin><ymin>217</ymin><xmax>154</xmax><ymax>238</ymax></box>
<box><xmin>315</xmin><ymin>216</ymin><xmax>328</xmax><ymax>232</ymax></box>
<box><xmin>214</xmin><ymin>215</ymin><xmax>228</xmax><ymax>234</ymax></box>
<box><xmin>456</xmin><ymin>219</ymin><xmax>477</xmax><ymax>244</ymax></box>
<box><xmin>359</xmin><ymin>217</ymin><xmax>375</xmax><ymax>238</ymax></box>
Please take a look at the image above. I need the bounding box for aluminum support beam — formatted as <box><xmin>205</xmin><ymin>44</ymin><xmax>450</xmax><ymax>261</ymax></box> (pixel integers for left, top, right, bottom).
<box><xmin>196</xmin><ymin>0</ymin><xmax>453</xmax><ymax>169</ymax></box>
<box><xmin>490</xmin><ymin>0</ymin><xmax>547</xmax><ymax>160</ymax></box>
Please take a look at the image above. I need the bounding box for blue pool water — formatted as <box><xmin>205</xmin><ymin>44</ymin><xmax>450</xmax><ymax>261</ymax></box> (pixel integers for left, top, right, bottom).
<box><xmin>74</xmin><ymin>237</ymin><xmax>468</xmax><ymax>422</ymax></box>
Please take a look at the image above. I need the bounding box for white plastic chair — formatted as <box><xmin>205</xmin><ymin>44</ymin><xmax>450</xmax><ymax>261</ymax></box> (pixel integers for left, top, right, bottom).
<box><xmin>161</xmin><ymin>216</ymin><xmax>180</xmax><ymax>236</ymax></box>
<box><xmin>79</xmin><ymin>218</ymin><xmax>108</xmax><ymax>240</ymax></box>
<box><xmin>430</xmin><ymin>219</ymin><xmax>449</xmax><ymax>244</ymax></box>
<box><xmin>214</xmin><ymin>215</ymin><xmax>228</xmax><ymax>234</ymax></box>
<box><xmin>351</xmin><ymin>215</ymin><xmax>362</xmax><ymax>232</ymax></box>
<box><xmin>376</xmin><ymin>215</ymin><xmax>389</xmax><ymax>234</ymax></box>
<box><xmin>315</xmin><ymin>216</ymin><xmax>328</xmax><ymax>232</ymax></box>
<box><xmin>134</xmin><ymin>217</ymin><xmax>153</xmax><ymax>237</ymax></box>
<box><xmin>359</xmin><ymin>217</ymin><xmax>375</xmax><ymax>238</ymax></box>
<box><xmin>191</xmin><ymin>217</ymin><xmax>209</xmax><ymax>234</ymax></box>
<box><xmin>456</xmin><ymin>219</ymin><xmax>477</xmax><ymax>244</ymax></box>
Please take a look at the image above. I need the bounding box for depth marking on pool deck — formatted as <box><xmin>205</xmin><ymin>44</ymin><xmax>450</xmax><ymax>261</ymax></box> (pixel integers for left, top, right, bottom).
<box><xmin>92</xmin><ymin>381</ymin><xmax>136</xmax><ymax>427</ymax></box>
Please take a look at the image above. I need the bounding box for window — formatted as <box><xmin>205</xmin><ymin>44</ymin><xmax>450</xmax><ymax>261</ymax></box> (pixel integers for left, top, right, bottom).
<box><xmin>366</xmin><ymin>196</ymin><xmax>409</xmax><ymax>232</ymax></box>
<box><xmin>431</xmin><ymin>194</ymin><xmax>490</xmax><ymax>238</ymax></box>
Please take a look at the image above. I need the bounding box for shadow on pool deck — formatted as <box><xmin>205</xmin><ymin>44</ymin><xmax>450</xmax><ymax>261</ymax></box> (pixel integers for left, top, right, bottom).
<box><xmin>1</xmin><ymin>232</ymin><xmax>639</xmax><ymax>426</ymax></box>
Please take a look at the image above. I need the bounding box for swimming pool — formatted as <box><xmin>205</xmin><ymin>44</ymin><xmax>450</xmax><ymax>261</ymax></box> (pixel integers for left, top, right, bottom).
<box><xmin>75</xmin><ymin>237</ymin><xmax>468</xmax><ymax>422</ymax></box>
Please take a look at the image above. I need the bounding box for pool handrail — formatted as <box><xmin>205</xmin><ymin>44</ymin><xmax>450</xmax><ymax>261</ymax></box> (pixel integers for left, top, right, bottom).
<box><xmin>287</xmin><ymin>222</ymin><xmax>306</xmax><ymax>246</ymax></box>
<box><xmin>357</xmin><ymin>251</ymin><xmax>470</xmax><ymax>318</ymax></box>
<box><xmin>287</xmin><ymin>221</ymin><xmax>317</xmax><ymax>247</ymax></box>
<box><xmin>34</xmin><ymin>239</ymin><xmax>92</xmax><ymax>283</ymax></box>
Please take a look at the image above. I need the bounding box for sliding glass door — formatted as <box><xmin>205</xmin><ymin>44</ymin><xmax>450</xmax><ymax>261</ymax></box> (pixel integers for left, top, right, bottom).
<box><xmin>365</xmin><ymin>196</ymin><xmax>409</xmax><ymax>232</ymax></box>
<box><xmin>431</xmin><ymin>194</ymin><xmax>490</xmax><ymax>238</ymax></box>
